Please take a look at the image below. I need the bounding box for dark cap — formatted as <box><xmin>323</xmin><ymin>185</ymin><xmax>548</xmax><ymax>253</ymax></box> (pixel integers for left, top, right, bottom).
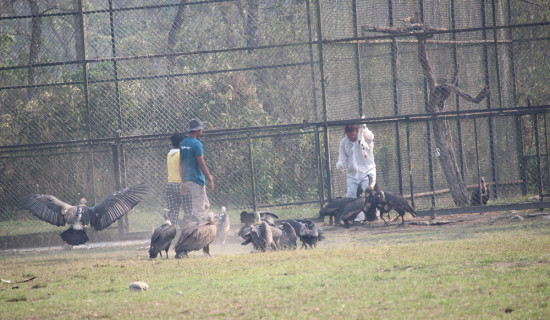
<box><xmin>186</xmin><ymin>118</ymin><xmax>208</xmax><ymax>132</ymax></box>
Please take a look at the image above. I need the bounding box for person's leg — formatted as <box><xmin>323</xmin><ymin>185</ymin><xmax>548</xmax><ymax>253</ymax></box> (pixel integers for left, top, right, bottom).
<box><xmin>180</xmin><ymin>188</ymin><xmax>192</xmax><ymax>225</ymax></box>
<box><xmin>346</xmin><ymin>179</ymin><xmax>360</xmax><ymax>198</ymax></box>
<box><xmin>187</xmin><ymin>182</ymin><xmax>207</xmax><ymax>221</ymax></box>
<box><xmin>356</xmin><ymin>185</ymin><xmax>364</xmax><ymax>198</ymax></box>
<box><xmin>165</xmin><ymin>183</ymin><xmax>181</xmax><ymax>225</ymax></box>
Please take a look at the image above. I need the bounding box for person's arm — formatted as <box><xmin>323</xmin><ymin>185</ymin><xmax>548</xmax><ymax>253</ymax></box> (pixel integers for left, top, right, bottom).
<box><xmin>196</xmin><ymin>155</ymin><xmax>214</xmax><ymax>192</ymax></box>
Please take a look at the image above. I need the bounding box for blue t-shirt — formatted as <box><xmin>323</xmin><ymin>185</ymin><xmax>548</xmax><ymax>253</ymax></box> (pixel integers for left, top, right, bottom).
<box><xmin>180</xmin><ymin>137</ymin><xmax>205</xmax><ymax>185</ymax></box>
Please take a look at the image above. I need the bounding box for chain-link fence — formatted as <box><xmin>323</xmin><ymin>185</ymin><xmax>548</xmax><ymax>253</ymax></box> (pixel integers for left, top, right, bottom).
<box><xmin>1</xmin><ymin>0</ymin><xmax>549</xmax><ymax>249</ymax></box>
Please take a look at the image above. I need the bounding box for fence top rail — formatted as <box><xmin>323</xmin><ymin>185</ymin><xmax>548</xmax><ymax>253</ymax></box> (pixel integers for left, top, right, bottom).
<box><xmin>2</xmin><ymin>104</ymin><xmax>549</xmax><ymax>153</ymax></box>
<box><xmin>0</xmin><ymin>0</ymin><xmax>237</xmax><ymax>21</ymax></box>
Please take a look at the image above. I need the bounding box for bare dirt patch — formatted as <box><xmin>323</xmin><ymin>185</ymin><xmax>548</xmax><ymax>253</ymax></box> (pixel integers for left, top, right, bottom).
<box><xmin>3</xmin><ymin>209</ymin><xmax>548</xmax><ymax>257</ymax></box>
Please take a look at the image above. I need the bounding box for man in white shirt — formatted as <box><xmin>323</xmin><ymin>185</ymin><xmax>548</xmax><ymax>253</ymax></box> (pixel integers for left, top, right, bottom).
<box><xmin>336</xmin><ymin>123</ymin><xmax>377</xmax><ymax>221</ymax></box>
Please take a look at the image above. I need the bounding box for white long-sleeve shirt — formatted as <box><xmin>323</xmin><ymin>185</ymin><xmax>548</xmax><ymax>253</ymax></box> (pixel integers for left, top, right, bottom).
<box><xmin>336</xmin><ymin>127</ymin><xmax>376</xmax><ymax>183</ymax></box>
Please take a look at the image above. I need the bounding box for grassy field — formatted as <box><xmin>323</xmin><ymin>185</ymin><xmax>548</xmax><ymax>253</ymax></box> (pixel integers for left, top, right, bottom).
<box><xmin>1</xmin><ymin>212</ymin><xmax>549</xmax><ymax>319</ymax></box>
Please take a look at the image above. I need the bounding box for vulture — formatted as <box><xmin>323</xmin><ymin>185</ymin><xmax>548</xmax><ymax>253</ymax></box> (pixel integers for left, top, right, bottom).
<box><xmin>240</xmin><ymin>210</ymin><xmax>279</xmax><ymax>226</ymax></box>
<box><xmin>241</xmin><ymin>212</ymin><xmax>280</xmax><ymax>251</ymax></box>
<box><xmin>214</xmin><ymin>206</ymin><xmax>231</xmax><ymax>245</ymax></box>
<box><xmin>149</xmin><ymin>209</ymin><xmax>177</xmax><ymax>259</ymax></box>
<box><xmin>286</xmin><ymin>219</ymin><xmax>325</xmax><ymax>249</ymax></box>
<box><xmin>279</xmin><ymin>222</ymin><xmax>297</xmax><ymax>250</ymax></box>
<box><xmin>375</xmin><ymin>191</ymin><xmax>417</xmax><ymax>225</ymax></box>
<box><xmin>174</xmin><ymin>213</ymin><xmax>217</xmax><ymax>258</ymax></box>
<box><xmin>19</xmin><ymin>183</ymin><xmax>149</xmax><ymax>246</ymax></box>
<box><xmin>471</xmin><ymin>177</ymin><xmax>490</xmax><ymax>206</ymax></box>
<box><xmin>334</xmin><ymin>197</ymin><xmax>373</xmax><ymax>228</ymax></box>
<box><xmin>363</xmin><ymin>190</ymin><xmax>381</xmax><ymax>222</ymax></box>
<box><xmin>319</xmin><ymin>197</ymin><xmax>356</xmax><ymax>225</ymax></box>
<box><xmin>238</xmin><ymin>210</ymin><xmax>279</xmax><ymax>245</ymax></box>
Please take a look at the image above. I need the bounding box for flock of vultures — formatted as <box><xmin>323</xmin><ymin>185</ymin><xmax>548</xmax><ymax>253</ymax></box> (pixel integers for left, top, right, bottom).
<box><xmin>19</xmin><ymin>178</ymin><xmax>490</xmax><ymax>258</ymax></box>
<box><xmin>148</xmin><ymin>187</ymin><xmax>421</xmax><ymax>259</ymax></box>
<box><xmin>149</xmin><ymin>186</ymin><xmax>420</xmax><ymax>259</ymax></box>
<box><xmin>19</xmin><ymin>182</ymin><xmax>418</xmax><ymax>258</ymax></box>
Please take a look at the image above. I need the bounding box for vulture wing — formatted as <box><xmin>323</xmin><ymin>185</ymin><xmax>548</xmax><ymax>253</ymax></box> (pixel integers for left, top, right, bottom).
<box><xmin>87</xmin><ymin>183</ymin><xmax>149</xmax><ymax>231</ymax></box>
<box><xmin>175</xmin><ymin>222</ymin><xmax>217</xmax><ymax>253</ymax></box>
<box><xmin>296</xmin><ymin>219</ymin><xmax>325</xmax><ymax>241</ymax></box>
<box><xmin>335</xmin><ymin>197</ymin><xmax>365</xmax><ymax>223</ymax></box>
<box><xmin>270</xmin><ymin>226</ymin><xmax>282</xmax><ymax>250</ymax></box>
<box><xmin>280</xmin><ymin>222</ymin><xmax>297</xmax><ymax>249</ymax></box>
<box><xmin>384</xmin><ymin>192</ymin><xmax>417</xmax><ymax>216</ymax></box>
<box><xmin>240</xmin><ymin>211</ymin><xmax>255</xmax><ymax>225</ymax></box>
<box><xmin>257</xmin><ymin>211</ymin><xmax>279</xmax><ymax>219</ymax></box>
<box><xmin>250</xmin><ymin>222</ymin><xmax>273</xmax><ymax>251</ymax></box>
<box><xmin>20</xmin><ymin>194</ymin><xmax>71</xmax><ymax>227</ymax></box>
<box><xmin>285</xmin><ymin>219</ymin><xmax>305</xmax><ymax>236</ymax></box>
<box><xmin>150</xmin><ymin>223</ymin><xmax>176</xmax><ymax>249</ymax></box>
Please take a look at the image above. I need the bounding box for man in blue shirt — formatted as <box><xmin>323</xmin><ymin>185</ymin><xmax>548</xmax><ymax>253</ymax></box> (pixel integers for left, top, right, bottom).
<box><xmin>179</xmin><ymin>118</ymin><xmax>215</xmax><ymax>222</ymax></box>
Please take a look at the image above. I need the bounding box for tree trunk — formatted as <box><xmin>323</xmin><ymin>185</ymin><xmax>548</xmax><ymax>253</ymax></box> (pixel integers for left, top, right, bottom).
<box><xmin>431</xmin><ymin>115</ymin><xmax>470</xmax><ymax>205</ymax></box>
<box><xmin>362</xmin><ymin>22</ymin><xmax>489</xmax><ymax>205</ymax></box>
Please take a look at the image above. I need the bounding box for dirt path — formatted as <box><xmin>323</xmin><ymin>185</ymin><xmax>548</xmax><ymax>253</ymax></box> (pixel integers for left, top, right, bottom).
<box><xmin>3</xmin><ymin>209</ymin><xmax>548</xmax><ymax>256</ymax></box>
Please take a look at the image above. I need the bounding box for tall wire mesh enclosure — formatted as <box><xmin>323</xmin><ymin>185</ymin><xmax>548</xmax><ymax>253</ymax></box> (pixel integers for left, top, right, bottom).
<box><xmin>1</xmin><ymin>0</ymin><xmax>549</xmax><ymax>249</ymax></box>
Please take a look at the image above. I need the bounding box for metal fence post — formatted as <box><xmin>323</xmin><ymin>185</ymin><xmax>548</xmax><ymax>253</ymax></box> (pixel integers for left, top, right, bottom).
<box><xmin>112</xmin><ymin>132</ymin><xmax>126</xmax><ymax>235</ymax></box>
<box><xmin>314</xmin><ymin>0</ymin><xmax>332</xmax><ymax>200</ymax></box>
<box><xmin>352</xmin><ymin>0</ymin><xmax>363</xmax><ymax>118</ymax></box>
<box><xmin>305</xmin><ymin>0</ymin><xmax>319</xmax><ymax>122</ymax></box>
<box><xmin>516</xmin><ymin>115</ymin><xmax>527</xmax><ymax>196</ymax></box>
<box><xmin>419</xmin><ymin>3</ymin><xmax>436</xmax><ymax>209</ymax></box>
<box><xmin>406</xmin><ymin>119</ymin><xmax>415</xmax><ymax>208</ymax></box>
<box><xmin>314</xmin><ymin>125</ymin><xmax>325</xmax><ymax>208</ymax></box>
<box><xmin>481</xmin><ymin>0</ymin><xmax>498</xmax><ymax>200</ymax></box>
<box><xmin>247</xmin><ymin>135</ymin><xmax>257</xmax><ymax>211</ymax></box>
<box><xmin>533</xmin><ymin>113</ymin><xmax>544</xmax><ymax>202</ymax></box>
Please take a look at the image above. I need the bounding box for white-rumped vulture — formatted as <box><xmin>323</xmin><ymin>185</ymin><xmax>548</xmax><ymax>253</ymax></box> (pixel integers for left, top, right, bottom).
<box><xmin>149</xmin><ymin>209</ymin><xmax>177</xmax><ymax>259</ymax></box>
<box><xmin>286</xmin><ymin>219</ymin><xmax>325</xmax><ymax>249</ymax></box>
<box><xmin>240</xmin><ymin>211</ymin><xmax>280</xmax><ymax>251</ymax></box>
<box><xmin>375</xmin><ymin>191</ymin><xmax>417</xmax><ymax>225</ymax></box>
<box><xmin>279</xmin><ymin>222</ymin><xmax>297</xmax><ymax>250</ymax></box>
<box><xmin>20</xmin><ymin>183</ymin><xmax>149</xmax><ymax>246</ymax></box>
<box><xmin>174</xmin><ymin>213</ymin><xmax>217</xmax><ymax>258</ymax></box>
<box><xmin>214</xmin><ymin>206</ymin><xmax>231</xmax><ymax>245</ymax></box>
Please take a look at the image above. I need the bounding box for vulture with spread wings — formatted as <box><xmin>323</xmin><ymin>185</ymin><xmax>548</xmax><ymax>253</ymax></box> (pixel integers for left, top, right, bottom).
<box><xmin>20</xmin><ymin>183</ymin><xmax>149</xmax><ymax>246</ymax></box>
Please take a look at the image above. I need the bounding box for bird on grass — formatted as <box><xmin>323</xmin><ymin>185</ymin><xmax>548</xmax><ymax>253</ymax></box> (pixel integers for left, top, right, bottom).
<box><xmin>279</xmin><ymin>222</ymin><xmax>297</xmax><ymax>250</ymax></box>
<box><xmin>241</xmin><ymin>211</ymin><xmax>280</xmax><ymax>251</ymax></box>
<box><xmin>174</xmin><ymin>213</ymin><xmax>217</xmax><ymax>258</ymax></box>
<box><xmin>20</xmin><ymin>183</ymin><xmax>149</xmax><ymax>246</ymax></box>
<box><xmin>285</xmin><ymin>219</ymin><xmax>325</xmax><ymax>249</ymax></box>
<box><xmin>214</xmin><ymin>206</ymin><xmax>231</xmax><ymax>245</ymax></box>
<box><xmin>375</xmin><ymin>191</ymin><xmax>417</xmax><ymax>225</ymax></box>
<box><xmin>149</xmin><ymin>209</ymin><xmax>177</xmax><ymax>259</ymax></box>
<box><xmin>334</xmin><ymin>196</ymin><xmax>375</xmax><ymax>228</ymax></box>
<box><xmin>319</xmin><ymin>197</ymin><xmax>356</xmax><ymax>225</ymax></box>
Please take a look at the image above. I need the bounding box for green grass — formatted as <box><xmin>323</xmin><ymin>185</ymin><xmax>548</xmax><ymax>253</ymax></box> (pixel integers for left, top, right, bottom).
<box><xmin>1</xmin><ymin>218</ymin><xmax>550</xmax><ymax>319</ymax></box>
